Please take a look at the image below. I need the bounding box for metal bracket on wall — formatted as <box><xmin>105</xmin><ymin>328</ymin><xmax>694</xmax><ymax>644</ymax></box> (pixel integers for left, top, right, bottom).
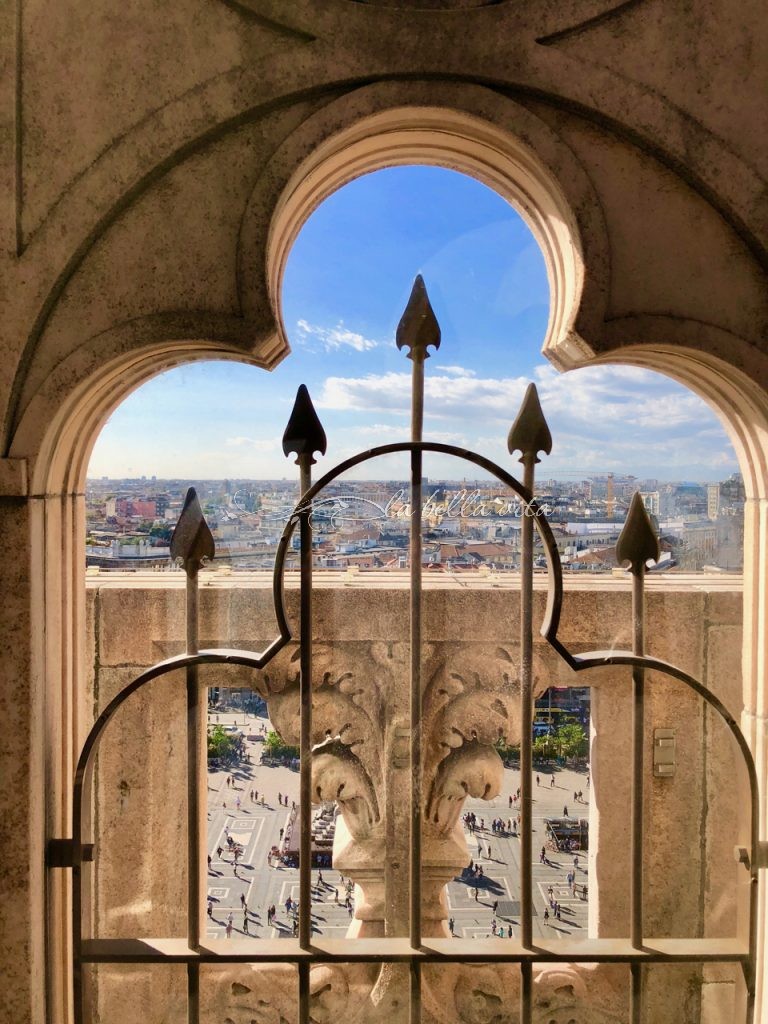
<box><xmin>47</xmin><ymin>839</ymin><xmax>94</xmax><ymax>868</ymax></box>
<box><xmin>734</xmin><ymin>842</ymin><xmax>768</xmax><ymax>871</ymax></box>
<box><xmin>653</xmin><ymin>728</ymin><xmax>676</xmax><ymax>777</ymax></box>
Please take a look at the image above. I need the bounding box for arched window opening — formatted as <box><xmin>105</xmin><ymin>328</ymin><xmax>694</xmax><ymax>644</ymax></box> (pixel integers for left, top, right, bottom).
<box><xmin>74</xmin><ymin>167</ymin><xmax>752</xmax><ymax>1023</ymax></box>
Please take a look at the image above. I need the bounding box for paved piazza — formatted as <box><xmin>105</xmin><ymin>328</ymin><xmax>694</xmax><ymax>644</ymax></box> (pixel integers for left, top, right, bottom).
<box><xmin>207</xmin><ymin>709</ymin><xmax>590</xmax><ymax>941</ymax></box>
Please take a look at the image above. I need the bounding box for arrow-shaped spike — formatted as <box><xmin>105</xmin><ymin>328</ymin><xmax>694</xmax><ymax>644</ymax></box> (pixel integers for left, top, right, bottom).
<box><xmin>615</xmin><ymin>492</ymin><xmax>661</xmax><ymax>574</ymax></box>
<box><xmin>507</xmin><ymin>383</ymin><xmax>552</xmax><ymax>464</ymax></box>
<box><xmin>282</xmin><ymin>384</ymin><xmax>327</xmax><ymax>464</ymax></box>
<box><xmin>170</xmin><ymin>487</ymin><xmax>215</xmax><ymax>569</ymax></box>
<box><xmin>396</xmin><ymin>275</ymin><xmax>441</xmax><ymax>361</ymax></box>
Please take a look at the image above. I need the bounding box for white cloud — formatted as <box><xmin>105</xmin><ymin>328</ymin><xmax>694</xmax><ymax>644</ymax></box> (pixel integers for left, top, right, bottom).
<box><xmin>318</xmin><ymin>371</ymin><xmax>529</xmax><ymax>419</ymax></box>
<box><xmin>224</xmin><ymin>437</ymin><xmax>277</xmax><ymax>452</ymax></box>
<box><xmin>433</xmin><ymin>365</ymin><xmax>477</xmax><ymax>377</ymax></box>
<box><xmin>314</xmin><ymin>361</ymin><xmax>737</xmax><ymax>480</ymax></box>
<box><xmin>296</xmin><ymin>319</ymin><xmax>379</xmax><ymax>352</ymax></box>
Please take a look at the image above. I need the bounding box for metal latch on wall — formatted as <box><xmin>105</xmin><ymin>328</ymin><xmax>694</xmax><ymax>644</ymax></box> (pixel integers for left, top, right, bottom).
<box><xmin>47</xmin><ymin>839</ymin><xmax>94</xmax><ymax>868</ymax></box>
<box><xmin>734</xmin><ymin>843</ymin><xmax>768</xmax><ymax>870</ymax></box>
<box><xmin>653</xmin><ymin>728</ymin><xmax>676</xmax><ymax>777</ymax></box>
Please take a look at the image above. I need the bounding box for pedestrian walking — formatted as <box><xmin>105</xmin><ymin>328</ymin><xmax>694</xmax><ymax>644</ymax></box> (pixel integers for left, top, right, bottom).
<box><xmin>563</xmin><ymin>805</ymin><xmax>569</xmax><ymax>817</ymax></box>
<box><xmin>449</xmin><ymin>917</ymin><xmax>455</xmax><ymax>935</ymax></box>
<box><xmin>236</xmin><ymin>796</ymin><xmax>241</xmax><ymax>811</ymax></box>
<box><xmin>243</xmin><ymin>914</ymin><xmax>249</xmax><ymax>934</ymax></box>
<box><xmin>540</xmin><ymin>845</ymin><xmax>546</xmax><ymax>864</ymax></box>
<box><xmin>492</xmin><ymin>900</ymin><xmax>499</xmax><ymax>914</ymax></box>
<box><xmin>550</xmin><ymin>776</ymin><xmax>555</xmax><ymax>788</ymax></box>
<box><xmin>536</xmin><ymin>775</ymin><xmax>540</xmax><ymax>786</ymax></box>
<box><xmin>498</xmin><ymin>926</ymin><xmax>505</xmax><ymax>938</ymax></box>
<box><xmin>544</xmin><ymin>908</ymin><xmax>549</xmax><ymax>923</ymax></box>
<box><xmin>240</xmin><ymin>893</ymin><xmax>246</xmax><ymax>908</ymax></box>
<box><xmin>227</xmin><ymin>911</ymin><xmax>233</xmax><ymax>926</ymax></box>
<box><xmin>474</xmin><ymin>888</ymin><xmax>479</xmax><ymax>902</ymax></box>
<box><xmin>226</xmin><ymin>921</ymin><xmax>233</xmax><ymax>938</ymax></box>
<box><xmin>216</xmin><ymin>844</ymin><xmax>223</xmax><ymax>858</ymax></box>
<box><xmin>487</xmin><ymin>844</ymin><xmax>492</xmax><ymax>859</ymax></box>
<box><xmin>207</xmin><ymin>854</ymin><xmax>212</xmax><ymax>871</ymax></box>
<box><xmin>508</xmin><ymin>794</ymin><xmax>513</xmax><ymax>807</ymax></box>
<box><xmin>207</xmin><ymin>901</ymin><xmax>213</xmax><ymax>918</ymax></box>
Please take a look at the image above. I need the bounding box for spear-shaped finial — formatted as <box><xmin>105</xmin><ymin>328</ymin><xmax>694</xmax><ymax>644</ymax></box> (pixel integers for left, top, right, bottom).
<box><xmin>615</xmin><ymin>491</ymin><xmax>660</xmax><ymax>575</ymax></box>
<box><xmin>170</xmin><ymin>487</ymin><xmax>215</xmax><ymax>570</ymax></box>
<box><xmin>282</xmin><ymin>384</ymin><xmax>327</xmax><ymax>466</ymax></box>
<box><xmin>396</xmin><ymin>275</ymin><xmax>441</xmax><ymax>362</ymax></box>
<box><xmin>507</xmin><ymin>383</ymin><xmax>552</xmax><ymax>465</ymax></box>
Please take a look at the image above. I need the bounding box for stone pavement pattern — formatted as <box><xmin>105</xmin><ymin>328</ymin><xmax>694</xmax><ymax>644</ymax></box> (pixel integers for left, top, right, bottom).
<box><xmin>207</xmin><ymin>709</ymin><xmax>590</xmax><ymax>941</ymax></box>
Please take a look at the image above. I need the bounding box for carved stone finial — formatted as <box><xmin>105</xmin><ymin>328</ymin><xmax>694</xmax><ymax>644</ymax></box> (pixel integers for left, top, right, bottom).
<box><xmin>507</xmin><ymin>382</ymin><xmax>552</xmax><ymax>464</ymax></box>
<box><xmin>396</xmin><ymin>275</ymin><xmax>441</xmax><ymax>361</ymax></box>
<box><xmin>615</xmin><ymin>491</ymin><xmax>660</xmax><ymax>574</ymax></box>
<box><xmin>169</xmin><ymin>487</ymin><xmax>215</xmax><ymax>570</ymax></box>
<box><xmin>282</xmin><ymin>384</ymin><xmax>327</xmax><ymax>464</ymax></box>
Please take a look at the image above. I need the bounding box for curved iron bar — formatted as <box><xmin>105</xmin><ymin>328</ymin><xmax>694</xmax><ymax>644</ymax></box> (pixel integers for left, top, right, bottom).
<box><xmin>274</xmin><ymin>440</ymin><xmax>564</xmax><ymax>622</ymax></box>
<box><xmin>563</xmin><ymin>647</ymin><xmax>759</xmax><ymax>1005</ymax></box>
<box><xmin>73</xmin><ymin>648</ymin><xmax>281</xmax><ymax>841</ymax></box>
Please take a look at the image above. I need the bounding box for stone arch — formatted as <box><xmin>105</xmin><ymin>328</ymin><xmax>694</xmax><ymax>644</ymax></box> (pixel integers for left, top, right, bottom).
<box><xmin>18</xmin><ymin>86</ymin><xmax>768</xmax><ymax>1022</ymax></box>
<box><xmin>241</xmin><ymin>79</ymin><xmax>608</xmax><ymax>373</ymax></box>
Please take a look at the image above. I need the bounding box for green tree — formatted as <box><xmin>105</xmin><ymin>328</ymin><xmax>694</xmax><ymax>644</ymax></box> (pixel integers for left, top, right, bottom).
<box><xmin>264</xmin><ymin>730</ymin><xmax>300</xmax><ymax>762</ymax></box>
<box><xmin>532</xmin><ymin>734</ymin><xmax>555</xmax><ymax>760</ymax></box>
<box><xmin>554</xmin><ymin>722</ymin><xmax>588</xmax><ymax>758</ymax></box>
<box><xmin>208</xmin><ymin>724</ymin><xmax>236</xmax><ymax>762</ymax></box>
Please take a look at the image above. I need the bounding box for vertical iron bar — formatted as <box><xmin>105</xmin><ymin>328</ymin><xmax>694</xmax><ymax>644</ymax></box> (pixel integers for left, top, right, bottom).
<box><xmin>409</xmin><ymin>352</ymin><xmax>424</xmax><ymax>1024</ymax></box>
<box><xmin>186</xmin><ymin>565</ymin><xmax>201</xmax><ymax>1024</ymax></box>
<box><xmin>396</xmin><ymin>276</ymin><xmax>439</xmax><ymax>1024</ymax></box>
<box><xmin>298</xmin><ymin>457</ymin><xmax>313</xmax><ymax>1024</ymax></box>
<box><xmin>519</xmin><ymin>455</ymin><xmax>535</xmax><ymax>1024</ymax></box>
<box><xmin>615</xmin><ymin>491</ymin><xmax>657</xmax><ymax>1024</ymax></box>
<box><xmin>630</xmin><ymin>568</ymin><xmax>645</xmax><ymax>1024</ymax></box>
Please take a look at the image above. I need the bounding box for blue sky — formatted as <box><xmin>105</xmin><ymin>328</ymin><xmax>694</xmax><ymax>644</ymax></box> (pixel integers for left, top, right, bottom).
<box><xmin>88</xmin><ymin>167</ymin><xmax>737</xmax><ymax>483</ymax></box>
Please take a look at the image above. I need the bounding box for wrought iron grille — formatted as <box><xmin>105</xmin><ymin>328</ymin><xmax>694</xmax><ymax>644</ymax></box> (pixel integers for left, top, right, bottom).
<box><xmin>51</xmin><ymin>277</ymin><xmax>760</xmax><ymax>1024</ymax></box>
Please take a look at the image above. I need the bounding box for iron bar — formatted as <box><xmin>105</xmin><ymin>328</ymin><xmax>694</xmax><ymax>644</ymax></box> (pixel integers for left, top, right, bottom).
<box><xmin>77</xmin><ymin>933</ymin><xmax>753</xmax><ymax>964</ymax></box>
<box><xmin>615</xmin><ymin>493</ymin><xmax>659</xmax><ymax>1024</ymax></box>
<box><xmin>186</xmin><ymin>566</ymin><xmax>202</xmax><ymax>1024</ymax></box>
<box><xmin>518</xmin><ymin>453</ymin><xmax>535</xmax><ymax>1024</ymax></box>
<box><xmin>298</xmin><ymin>456</ymin><xmax>313</xmax><ymax>1024</ymax></box>
<box><xmin>170</xmin><ymin>488</ymin><xmax>214</xmax><ymax>1024</ymax></box>
<box><xmin>283</xmin><ymin>384</ymin><xmax>327</xmax><ymax>1024</ymax></box>
<box><xmin>630</xmin><ymin>567</ymin><xmax>645</xmax><ymax>1024</ymax></box>
<box><xmin>396</xmin><ymin>276</ymin><xmax>441</xmax><ymax>1024</ymax></box>
<box><xmin>508</xmin><ymin>383</ymin><xmax>551</xmax><ymax>1024</ymax></box>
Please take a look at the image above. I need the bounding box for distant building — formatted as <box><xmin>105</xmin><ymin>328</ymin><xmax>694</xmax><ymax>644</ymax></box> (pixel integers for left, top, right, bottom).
<box><xmin>640</xmin><ymin>491</ymin><xmax>660</xmax><ymax>516</ymax></box>
<box><xmin>707</xmin><ymin>483</ymin><xmax>721</xmax><ymax>520</ymax></box>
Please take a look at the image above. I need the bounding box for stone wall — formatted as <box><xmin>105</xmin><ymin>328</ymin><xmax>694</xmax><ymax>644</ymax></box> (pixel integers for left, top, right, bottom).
<box><xmin>82</xmin><ymin>573</ymin><xmax>745</xmax><ymax>1022</ymax></box>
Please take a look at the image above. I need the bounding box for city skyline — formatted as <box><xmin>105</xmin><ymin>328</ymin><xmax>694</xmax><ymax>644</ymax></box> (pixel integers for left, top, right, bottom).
<box><xmin>88</xmin><ymin>167</ymin><xmax>739</xmax><ymax>483</ymax></box>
